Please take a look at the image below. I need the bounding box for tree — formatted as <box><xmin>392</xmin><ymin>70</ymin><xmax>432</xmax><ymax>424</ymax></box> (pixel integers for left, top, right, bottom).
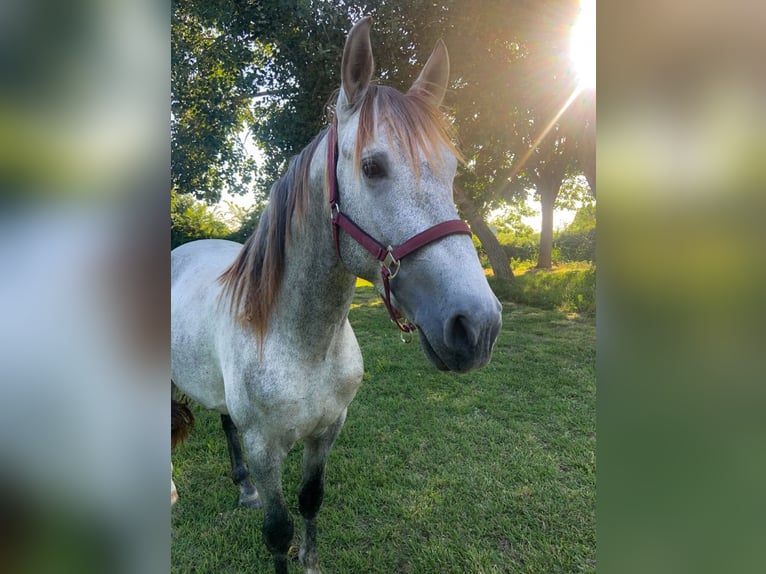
<box><xmin>522</xmin><ymin>127</ymin><xmax>578</xmax><ymax>269</ymax></box>
<box><xmin>247</xmin><ymin>3</ymin><xmax>353</xmax><ymax>189</ymax></box>
<box><xmin>425</xmin><ymin>0</ymin><xmax>587</xmax><ymax>272</ymax></box>
<box><xmin>464</xmin><ymin>0</ymin><xmax>591</xmax><ymax>269</ymax></box>
<box><xmin>525</xmin><ymin>100</ymin><xmax>594</xmax><ymax>268</ymax></box>
<box><xmin>171</xmin><ymin>188</ymin><xmax>231</xmax><ymax>248</ymax></box>
<box><xmin>454</xmin><ymin>185</ymin><xmax>514</xmax><ymax>280</ymax></box>
<box><xmin>171</xmin><ymin>0</ymin><xmax>593</xmax><ymax>277</ymax></box>
<box><xmin>171</xmin><ymin>0</ymin><xmax>292</xmax><ymax>203</ymax></box>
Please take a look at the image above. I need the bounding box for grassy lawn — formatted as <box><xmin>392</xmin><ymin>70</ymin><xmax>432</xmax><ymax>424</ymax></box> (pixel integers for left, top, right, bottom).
<box><xmin>488</xmin><ymin>262</ymin><xmax>596</xmax><ymax>315</ymax></box>
<box><xmin>171</xmin><ymin>285</ymin><xmax>595</xmax><ymax>573</ymax></box>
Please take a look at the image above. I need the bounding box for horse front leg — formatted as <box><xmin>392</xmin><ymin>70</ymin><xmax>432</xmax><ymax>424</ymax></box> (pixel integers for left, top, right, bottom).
<box><xmin>243</xmin><ymin>434</ymin><xmax>294</xmax><ymax>574</ymax></box>
<box><xmin>298</xmin><ymin>410</ymin><xmax>347</xmax><ymax>574</ymax></box>
<box><xmin>221</xmin><ymin>414</ymin><xmax>260</xmax><ymax>508</ymax></box>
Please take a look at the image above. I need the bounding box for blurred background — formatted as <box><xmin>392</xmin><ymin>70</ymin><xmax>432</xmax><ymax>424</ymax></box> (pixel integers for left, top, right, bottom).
<box><xmin>0</xmin><ymin>0</ymin><xmax>764</xmax><ymax>572</ymax></box>
<box><xmin>0</xmin><ymin>1</ymin><xmax>170</xmax><ymax>572</ymax></box>
<box><xmin>599</xmin><ymin>2</ymin><xmax>766</xmax><ymax>573</ymax></box>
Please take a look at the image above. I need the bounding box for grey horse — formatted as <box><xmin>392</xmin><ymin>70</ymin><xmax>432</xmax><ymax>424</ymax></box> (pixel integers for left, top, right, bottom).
<box><xmin>171</xmin><ymin>17</ymin><xmax>502</xmax><ymax>573</ymax></box>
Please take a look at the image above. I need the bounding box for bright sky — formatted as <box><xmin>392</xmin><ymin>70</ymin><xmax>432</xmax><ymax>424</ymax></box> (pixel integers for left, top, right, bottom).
<box><xmin>570</xmin><ymin>0</ymin><xmax>596</xmax><ymax>90</ymax></box>
<box><xmin>522</xmin><ymin>202</ymin><xmax>577</xmax><ymax>233</ymax></box>
<box><xmin>219</xmin><ymin>131</ymin><xmax>263</xmax><ymax>220</ymax></box>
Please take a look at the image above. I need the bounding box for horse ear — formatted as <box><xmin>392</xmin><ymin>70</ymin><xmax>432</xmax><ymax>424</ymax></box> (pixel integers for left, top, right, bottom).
<box><xmin>409</xmin><ymin>39</ymin><xmax>450</xmax><ymax>107</ymax></box>
<box><xmin>340</xmin><ymin>17</ymin><xmax>374</xmax><ymax>108</ymax></box>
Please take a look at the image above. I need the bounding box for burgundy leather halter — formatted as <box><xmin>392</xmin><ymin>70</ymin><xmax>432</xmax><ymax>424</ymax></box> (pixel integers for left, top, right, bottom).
<box><xmin>326</xmin><ymin>121</ymin><xmax>472</xmax><ymax>334</ymax></box>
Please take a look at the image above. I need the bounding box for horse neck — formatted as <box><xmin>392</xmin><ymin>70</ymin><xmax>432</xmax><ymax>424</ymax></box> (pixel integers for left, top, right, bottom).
<box><xmin>276</xmin><ymin>136</ymin><xmax>357</xmax><ymax>351</ymax></box>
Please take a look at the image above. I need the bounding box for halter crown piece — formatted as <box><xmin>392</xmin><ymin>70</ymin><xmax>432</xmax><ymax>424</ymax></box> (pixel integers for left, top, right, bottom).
<box><xmin>326</xmin><ymin>120</ymin><xmax>472</xmax><ymax>336</ymax></box>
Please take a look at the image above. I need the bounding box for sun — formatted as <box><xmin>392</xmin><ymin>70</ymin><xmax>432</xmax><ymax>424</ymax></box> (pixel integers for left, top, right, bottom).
<box><xmin>570</xmin><ymin>0</ymin><xmax>596</xmax><ymax>90</ymax></box>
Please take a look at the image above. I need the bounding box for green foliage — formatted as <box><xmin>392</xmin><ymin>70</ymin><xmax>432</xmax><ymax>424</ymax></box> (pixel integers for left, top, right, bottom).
<box><xmin>469</xmin><ymin>233</ymin><xmax>489</xmax><ymax>268</ymax></box>
<box><xmin>490</xmin><ymin>263</ymin><xmax>596</xmax><ymax>314</ymax></box>
<box><xmin>554</xmin><ymin>203</ymin><xmax>596</xmax><ymax>262</ymax></box>
<box><xmin>566</xmin><ymin>202</ymin><xmax>597</xmax><ymax>233</ymax></box>
<box><xmin>497</xmin><ymin>229</ymin><xmax>539</xmax><ymax>265</ymax></box>
<box><xmin>224</xmin><ymin>203</ymin><xmax>265</xmax><ymax>244</ymax></box>
<box><xmin>170</xmin><ymin>0</ymin><xmax>595</xmax><ymax>282</ymax></box>
<box><xmin>170</xmin><ymin>189</ymin><xmax>231</xmax><ymax>248</ymax></box>
<box><xmin>171</xmin><ymin>0</ymin><xmax>290</xmax><ymax>203</ymax></box>
<box><xmin>172</xmin><ymin>1</ymin><xmax>592</xmax><ymax>211</ymax></box>
<box><xmin>171</xmin><ymin>286</ymin><xmax>595</xmax><ymax>573</ymax></box>
<box><xmin>445</xmin><ymin>0</ymin><xmax>590</xmax><ymax>214</ymax></box>
<box><xmin>249</xmin><ymin>3</ymin><xmax>352</xmax><ymax>191</ymax></box>
<box><xmin>556</xmin><ymin>174</ymin><xmax>594</xmax><ymax>211</ymax></box>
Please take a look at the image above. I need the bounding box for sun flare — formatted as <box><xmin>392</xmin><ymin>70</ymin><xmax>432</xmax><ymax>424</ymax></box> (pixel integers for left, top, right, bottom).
<box><xmin>570</xmin><ymin>0</ymin><xmax>596</xmax><ymax>90</ymax></box>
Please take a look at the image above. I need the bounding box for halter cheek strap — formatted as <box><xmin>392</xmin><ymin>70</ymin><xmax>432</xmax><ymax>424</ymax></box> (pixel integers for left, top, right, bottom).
<box><xmin>326</xmin><ymin>121</ymin><xmax>472</xmax><ymax>335</ymax></box>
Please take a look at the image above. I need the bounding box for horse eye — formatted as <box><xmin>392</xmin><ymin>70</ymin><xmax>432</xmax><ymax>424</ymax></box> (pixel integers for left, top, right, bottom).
<box><xmin>361</xmin><ymin>158</ymin><xmax>385</xmax><ymax>179</ymax></box>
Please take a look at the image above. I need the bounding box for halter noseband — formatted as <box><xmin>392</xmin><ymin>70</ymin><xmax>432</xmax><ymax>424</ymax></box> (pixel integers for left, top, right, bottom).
<box><xmin>326</xmin><ymin>121</ymin><xmax>472</xmax><ymax>335</ymax></box>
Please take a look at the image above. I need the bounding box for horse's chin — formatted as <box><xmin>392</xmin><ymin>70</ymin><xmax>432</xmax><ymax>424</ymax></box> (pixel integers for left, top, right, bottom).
<box><xmin>418</xmin><ymin>328</ymin><xmax>487</xmax><ymax>373</ymax></box>
<box><xmin>417</xmin><ymin>329</ymin><xmax>451</xmax><ymax>371</ymax></box>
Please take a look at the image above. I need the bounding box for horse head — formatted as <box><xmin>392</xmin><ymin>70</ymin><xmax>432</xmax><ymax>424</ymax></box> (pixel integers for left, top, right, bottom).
<box><xmin>331</xmin><ymin>18</ymin><xmax>502</xmax><ymax>372</ymax></box>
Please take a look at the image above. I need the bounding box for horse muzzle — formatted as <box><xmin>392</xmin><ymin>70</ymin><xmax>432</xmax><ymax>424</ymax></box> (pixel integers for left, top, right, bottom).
<box><xmin>415</xmin><ymin>296</ymin><xmax>502</xmax><ymax>373</ymax></box>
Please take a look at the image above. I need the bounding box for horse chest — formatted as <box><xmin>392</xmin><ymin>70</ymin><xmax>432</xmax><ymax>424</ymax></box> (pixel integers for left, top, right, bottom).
<box><xmin>288</xmin><ymin>349</ymin><xmax>364</xmax><ymax>438</ymax></box>
<box><xmin>227</xmin><ymin>328</ymin><xmax>364</xmax><ymax>443</ymax></box>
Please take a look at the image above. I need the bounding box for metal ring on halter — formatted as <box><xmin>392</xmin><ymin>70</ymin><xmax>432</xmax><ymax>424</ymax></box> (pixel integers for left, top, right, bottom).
<box><xmin>382</xmin><ymin>247</ymin><xmax>401</xmax><ymax>279</ymax></box>
<box><xmin>399</xmin><ymin>328</ymin><xmax>414</xmax><ymax>343</ymax></box>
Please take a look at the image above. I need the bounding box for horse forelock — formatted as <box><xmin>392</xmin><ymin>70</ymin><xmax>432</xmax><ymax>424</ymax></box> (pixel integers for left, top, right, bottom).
<box><xmin>355</xmin><ymin>85</ymin><xmax>462</xmax><ymax>181</ymax></box>
<box><xmin>218</xmin><ymin>130</ymin><xmax>326</xmax><ymax>345</ymax></box>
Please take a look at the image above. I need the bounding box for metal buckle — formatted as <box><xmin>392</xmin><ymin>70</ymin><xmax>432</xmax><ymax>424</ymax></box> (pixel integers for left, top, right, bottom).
<box><xmin>330</xmin><ymin>202</ymin><xmax>341</xmax><ymax>221</ymax></box>
<box><xmin>382</xmin><ymin>246</ymin><xmax>400</xmax><ymax>279</ymax></box>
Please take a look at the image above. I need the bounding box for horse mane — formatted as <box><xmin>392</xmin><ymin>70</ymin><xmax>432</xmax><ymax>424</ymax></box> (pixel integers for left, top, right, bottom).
<box><xmin>218</xmin><ymin>130</ymin><xmax>326</xmax><ymax>344</ymax></box>
<box><xmin>219</xmin><ymin>85</ymin><xmax>460</xmax><ymax>344</ymax></box>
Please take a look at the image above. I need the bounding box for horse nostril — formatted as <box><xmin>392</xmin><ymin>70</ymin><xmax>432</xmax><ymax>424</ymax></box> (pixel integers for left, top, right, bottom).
<box><xmin>446</xmin><ymin>313</ymin><xmax>478</xmax><ymax>351</ymax></box>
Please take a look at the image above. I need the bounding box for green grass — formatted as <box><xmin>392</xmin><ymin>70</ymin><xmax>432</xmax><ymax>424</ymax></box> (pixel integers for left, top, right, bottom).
<box><xmin>489</xmin><ymin>262</ymin><xmax>596</xmax><ymax>315</ymax></box>
<box><xmin>172</xmin><ymin>286</ymin><xmax>595</xmax><ymax>573</ymax></box>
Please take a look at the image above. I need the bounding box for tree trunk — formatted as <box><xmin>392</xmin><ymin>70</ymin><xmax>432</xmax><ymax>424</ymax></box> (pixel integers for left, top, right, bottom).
<box><xmin>577</xmin><ymin>90</ymin><xmax>596</xmax><ymax>197</ymax></box>
<box><xmin>581</xmin><ymin>155</ymin><xmax>596</xmax><ymax>198</ymax></box>
<box><xmin>453</xmin><ymin>186</ymin><xmax>513</xmax><ymax>281</ymax></box>
<box><xmin>537</xmin><ymin>184</ymin><xmax>556</xmax><ymax>269</ymax></box>
<box><xmin>579</xmin><ymin>119</ymin><xmax>596</xmax><ymax>197</ymax></box>
<box><xmin>470</xmin><ymin>213</ymin><xmax>514</xmax><ymax>281</ymax></box>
